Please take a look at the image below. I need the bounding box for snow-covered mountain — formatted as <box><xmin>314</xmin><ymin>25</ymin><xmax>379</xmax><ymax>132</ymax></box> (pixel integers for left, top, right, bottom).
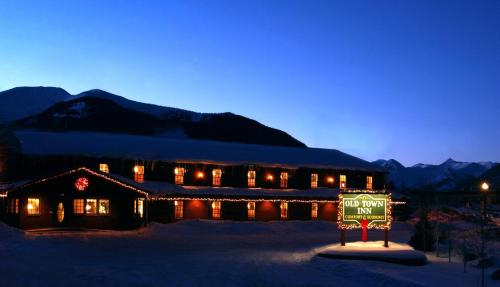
<box><xmin>0</xmin><ymin>87</ymin><xmax>72</xmax><ymax>123</ymax></box>
<box><xmin>373</xmin><ymin>158</ymin><xmax>498</xmax><ymax>191</ymax></box>
<box><xmin>2</xmin><ymin>87</ymin><xmax>306</xmax><ymax>148</ymax></box>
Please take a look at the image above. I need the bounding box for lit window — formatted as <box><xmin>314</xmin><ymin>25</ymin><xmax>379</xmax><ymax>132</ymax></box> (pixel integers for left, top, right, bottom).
<box><xmin>340</xmin><ymin>175</ymin><xmax>347</xmax><ymax>189</ymax></box>
<box><xmin>280</xmin><ymin>201</ymin><xmax>288</xmax><ymax>220</ymax></box>
<box><xmin>247</xmin><ymin>201</ymin><xmax>256</xmax><ymax>220</ymax></box>
<box><xmin>57</xmin><ymin>202</ymin><xmax>64</xmax><ymax>223</ymax></box>
<box><xmin>280</xmin><ymin>172</ymin><xmax>288</xmax><ymax>188</ymax></box>
<box><xmin>27</xmin><ymin>198</ymin><xmax>40</xmax><ymax>215</ymax></box>
<box><xmin>99</xmin><ymin>199</ymin><xmax>110</xmax><ymax>215</ymax></box>
<box><xmin>174</xmin><ymin>167</ymin><xmax>185</xmax><ymax>185</ymax></box>
<box><xmin>311</xmin><ymin>174</ymin><xmax>318</xmax><ymax>189</ymax></box>
<box><xmin>247</xmin><ymin>170</ymin><xmax>256</xmax><ymax>187</ymax></box>
<box><xmin>311</xmin><ymin>203</ymin><xmax>318</xmax><ymax>219</ymax></box>
<box><xmin>134</xmin><ymin>165</ymin><xmax>144</xmax><ymax>183</ymax></box>
<box><xmin>211</xmin><ymin>201</ymin><xmax>221</xmax><ymax>219</ymax></box>
<box><xmin>99</xmin><ymin>163</ymin><xmax>109</xmax><ymax>173</ymax></box>
<box><xmin>73</xmin><ymin>199</ymin><xmax>84</xmax><ymax>214</ymax></box>
<box><xmin>366</xmin><ymin>176</ymin><xmax>373</xmax><ymax>190</ymax></box>
<box><xmin>212</xmin><ymin>169</ymin><xmax>222</xmax><ymax>186</ymax></box>
<box><xmin>174</xmin><ymin>200</ymin><xmax>183</xmax><ymax>219</ymax></box>
<box><xmin>327</xmin><ymin>176</ymin><xmax>334</xmax><ymax>186</ymax></box>
<box><xmin>86</xmin><ymin>199</ymin><xmax>97</xmax><ymax>215</ymax></box>
<box><xmin>135</xmin><ymin>198</ymin><xmax>144</xmax><ymax>218</ymax></box>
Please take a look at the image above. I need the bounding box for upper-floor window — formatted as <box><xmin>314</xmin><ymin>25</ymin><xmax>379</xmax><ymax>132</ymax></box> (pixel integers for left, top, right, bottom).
<box><xmin>27</xmin><ymin>198</ymin><xmax>40</xmax><ymax>215</ymax></box>
<box><xmin>99</xmin><ymin>163</ymin><xmax>109</xmax><ymax>173</ymax></box>
<box><xmin>212</xmin><ymin>169</ymin><xmax>222</xmax><ymax>186</ymax></box>
<box><xmin>311</xmin><ymin>174</ymin><xmax>318</xmax><ymax>189</ymax></box>
<box><xmin>212</xmin><ymin>201</ymin><xmax>221</xmax><ymax>219</ymax></box>
<box><xmin>174</xmin><ymin>200</ymin><xmax>184</xmax><ymax>219</ymax></box>
<box><xmin>280</xmin><ymin>172</ymin><xmax>288</xmax><ymax>189</ymax></box>
<box><xmin>340</xmin><ymin>174</ymin><xmax>347</xmax><ymax>189</ymax></box>
<box><xmin>247</xmin><ymin>170</ymin><xmax>256</xmax><ymax>187</ymax></box>
<box><xmin>247</xmin><ymin>201</ymin><xmax>256</xmax><ymax>219</ymax></box>
<box><xmin>366</xmin><ymin>176</ymin><xmax>373</xmax><ymax>190</ymax></box>
<box><xmin>311</xmin><ymin>202</ymin><xmax>318</xmax><ymax>219</ymax></box>
<box><xmin>134</xmin><ymin>165</ymin><xmax>144</xmax><ymax>183</ymax></box>
<box><xmin>280</xmin><ymin>201</ymin><xmax>288</xmax><ymax>219</ymax></box>
<box><xmin>174</xmin><ymin>167</ymin><xmax>185</xmax><ymax>185</ymax></box>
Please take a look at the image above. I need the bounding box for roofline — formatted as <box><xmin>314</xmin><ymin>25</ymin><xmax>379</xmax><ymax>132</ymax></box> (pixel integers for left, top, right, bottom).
<box><xmin>5</xmin><ymin>167</ymin><xmax>150</xmax><ymax>197</ymax></box>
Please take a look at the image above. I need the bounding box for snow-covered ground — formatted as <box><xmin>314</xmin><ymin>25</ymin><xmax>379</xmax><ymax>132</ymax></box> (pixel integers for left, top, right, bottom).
<box><xmin>0</xmin><ymin>221</ymin><xmax>497</xmax><ymax>287</ymax></box>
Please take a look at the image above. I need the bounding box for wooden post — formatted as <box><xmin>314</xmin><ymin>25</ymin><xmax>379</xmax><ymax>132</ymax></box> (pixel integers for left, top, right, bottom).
<box><xmin>340</xmin><ymin>229</ymin><xmax>346</xmax><ymax>246</ymax></box>
<box><xmin>384</xmin><ymin>227</ymin><xmax>389</xmax><ymax>247</ymax></box>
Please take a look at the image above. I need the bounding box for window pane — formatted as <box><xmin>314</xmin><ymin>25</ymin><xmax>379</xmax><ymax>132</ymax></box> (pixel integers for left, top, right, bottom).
<box><xmin>99</xmin><ymin>199</ymin><xmax>110</xmax><ymax>215</ymax></box>
<box><xmin>280</xmin><ymin>172</ymin><xmax>288</xmax><ymax>188</ymax></box>
<box><xmin>174</xmin><ymin>167</ymin><xmax>185</xmax><ymax>185</ymax></box>
<box><xmin>99</xmin><ymin>163</ymin><xmax>109</xmax><ymax>173</ymax></box>
<box><xmin>247</xmin><ymin>201</ymin><xmax>255</xmax><ymax>220</ymax></box>
<box><xmin>86</xmin><ymin>199</ymin><xmax>97</xmax><ymax>215</ymax></box>
<box><xmin>212</xmin><ymin>169</ymin><xmax>222</xmax><ymax>186</ymax></box>
<box><xmin>280</xmin><ymin>202</ymin><xmax>288</xmax><ymax>219</ymax></box>
<box><xmin>311</xmin><ymin>203</ymin><xmax>318</xmax><ymax>219</ymax></box>
<box><xmin>212</xmin><ymin>201</ymin><xmax>221</xmax><ymax>219</ymax></box>
<box><xmin>27</xmin><ymin>198</ymin><xmax>40</xmax><ymax>215</ymax></box>
<box><xmin>137</xmin><ymin>199</ymin><xmax>144</xmax><ymax>218</ymax></box>
<box><xmin>311</xmin><ymin>174</ymin><xmax>318</xmax><ymax>189</ymax></box>
<box><xmin>247</xmin><ymin>170</ymin><xmax>256</xmax><ymax>187</ymax></box>
<box><xmin>73</xmin><ymin>199</ymin><xmax>84</xmax><ymax>214</ymax></box>
<box><xmin>174</xmin><ymin>200</ymin><xmax>183</xmax><ymax>219</ymax></box>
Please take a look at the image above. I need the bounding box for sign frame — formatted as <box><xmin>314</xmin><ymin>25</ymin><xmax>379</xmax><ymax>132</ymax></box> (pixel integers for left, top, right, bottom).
<box><xmin>337</xmin><ymin>192</ymin><xmax>392</xmax><ymax>230</ymax></box>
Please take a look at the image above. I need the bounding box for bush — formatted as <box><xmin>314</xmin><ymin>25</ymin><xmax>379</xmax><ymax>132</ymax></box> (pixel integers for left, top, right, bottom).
<box><xmin>409</xmin><ymin>210</ymin><xmax>435</xmax><ymax>252</ymax></box>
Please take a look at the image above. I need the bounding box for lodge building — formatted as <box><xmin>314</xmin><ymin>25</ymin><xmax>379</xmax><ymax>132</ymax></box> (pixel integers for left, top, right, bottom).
<box><xmin>0</xmin><ymin>131</ymin><xmax>387</xmax><ymax>230</ymax></box>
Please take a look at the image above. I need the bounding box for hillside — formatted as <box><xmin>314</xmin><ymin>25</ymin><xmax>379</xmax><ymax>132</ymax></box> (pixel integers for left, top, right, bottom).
<box><xmin>4</xmin><ymin>87</ymin><xmax>306</xmax><ymax>148</ymax></box>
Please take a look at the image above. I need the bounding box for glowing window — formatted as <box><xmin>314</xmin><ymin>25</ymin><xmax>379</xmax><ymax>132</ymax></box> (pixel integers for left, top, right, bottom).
<box><xmin>211</xmin><ymin>201</ymin><xmax>221</xmax><ymax>219</ymax></box>
<box><xmin>247</xmin><ymin>201</ymin><xmax>256</xmax><ymax>220</ymax></box>
<box><xmin>340</xmin><ymin>175</ymin><xmax>347</xmax><ymax>189</ymax></box>
<box><xmin>99</xmin><ymin>163</ymin><xmax>109</xmax><ymax>173</ymax></box>
<box><xmin>57</xmin><ymin>202</ymin><xmax>64</xmax><ymax>223</ymax></box>
<box><xmin>311</xmin><ymin>203</ymin><xmax>318</xmax><ymax>219</ymax></box>
<box><xmin>247</xmin><ymin>170</ymin><xmax>256</xmax><ymax>187</ymax></box>
<box><xmin>174</xmin><ymin>200</ymin><xmax>183</xmax><ymax>219</ymax></box>
<box><xmin>15</xmin><ymin>198</ymin><xmax>19</xmax><ymax>214</ymax></box>
<box><xmin>86</xmin><ymin>199</ymin><xmax>97</xmax><ymax>215</ymax></box>
<box><xmin>366</xmin><ymin>176</ymin><xmax>373</xmax><ymax>190</ymax></box>
<box><xmin>212</xmin><ymin>169</ymin><xmax>222</xmax><ymax>186</ymax></box>
<box><xmin>280</xmin><ymin>201</ymin><xmax>288</xmax><ymax>220</ymax></box>
<box><xmin>135</xmin><ymin>199</ymin><xmax>144</xmax><ymax>218</ymax></box>
<box><xmin>311</xmin><ymin>174</ymin><xmax>318</xmax><ymax>189</ymax></box>
<box><xmin>280</xmin><ymin>172</ymin><xmax>288</xmax><ymax>188</ymax></box>
<box><xmin>73</xmin><ymin>199</ymin><xmax>84</xmax><ymax>214</ymax></box>
<box><xmin>27</xmin><ymin>198</ymin><xmax>40</xmax><ymax>215</ymax></box>
<box><xmin>99</xmin><ymin>199</ymin><xmax>110</xmax><ymax>215</ymax></box>
<box><xmin>134</xmin><ymin>165</ymin><xmax>144</xmax><ymax>183</ymax></box>
<box><xmin>174</xmin><ymin>167</ymin><xmax>185</xmax><ymax>185</ymax></box>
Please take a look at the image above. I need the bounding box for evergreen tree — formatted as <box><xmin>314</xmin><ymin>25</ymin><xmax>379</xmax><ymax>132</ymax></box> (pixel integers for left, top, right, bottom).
<box><xmin>409</xmin><ymin>209</ymin><xmax>435</xmax><ymax>252</ymax></box>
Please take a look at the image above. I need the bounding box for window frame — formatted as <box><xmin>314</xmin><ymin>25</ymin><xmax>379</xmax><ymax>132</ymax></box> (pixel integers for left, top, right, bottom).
<box><xmin>73</xmin><ymin>199</ymin><xmax>85</xmax><ymax>215</ymax></box>
<box><xmin>211</xmin><ymin>201</ymin><xmax>221</xmax><ymax>219</ymax></box>
<box><xmin>311</xmin><ymin>173</ymin><xmax>318</xmax><ymax>189</ymax></box>
<box><xmin>280</xmin><ymin>172</ymin><xmax>288</xmax><ymax>189</ymax></box>
<box><xmin>26</xmin><ymin>198</ymin><xmax>40</xmax><ymax>216</ymax></box>
<box><xmin>247</xmin><ymin>201</ymin><xmax>256</xmax><ymax>220</ymax></box>
<box><xmin>212</xmin><ymin>169</ymin><xmax>222</xmax><ymax>186</ymax></box>
<box><xmin>280</xmin><ymin>201</ymin><xmax>288</xmax><ymax>220</ymax></box>
<box><xmin>174</xmin><ymin>167</ymin><xmax>185</xmax><ymax>185</ymax></box>
<box><xmin>86</xmin><ymin>199</ymin><xmax>98</xmax><ymax>215</ymax></box>
<box><xmin>247</xmin><ymin>170</ymin><xmax>256</xmax><ymax>187</ymax></box>
<box><xmin>174</xmin><ymin>200</ymin><xmax>184</xmax><ymax>219</ymax></box>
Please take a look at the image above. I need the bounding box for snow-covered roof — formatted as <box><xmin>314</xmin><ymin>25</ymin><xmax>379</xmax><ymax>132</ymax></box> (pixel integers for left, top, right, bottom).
<box><xmin>15</xmin><ymin>131</ymin><xmax>384</xmax><ymax>172</ymax></box>
<box><xmin>110</xmin><ymin>173</ymin><xmax>340</xmax><ymax>200</ymax></box>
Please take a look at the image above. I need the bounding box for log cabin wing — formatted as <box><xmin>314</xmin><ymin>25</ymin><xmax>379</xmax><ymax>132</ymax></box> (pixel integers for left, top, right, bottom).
<box><xmin>4</xmin><ymin>167</ymin><xmax>149</xmax><ymax>230</ymax></box>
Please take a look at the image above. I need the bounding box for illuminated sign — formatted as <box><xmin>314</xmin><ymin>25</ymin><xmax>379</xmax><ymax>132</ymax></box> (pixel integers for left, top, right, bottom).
<box><xmin>338</xmin><ymin>193</ymin><xmax>390</xmax><ymax>229</ymax></box>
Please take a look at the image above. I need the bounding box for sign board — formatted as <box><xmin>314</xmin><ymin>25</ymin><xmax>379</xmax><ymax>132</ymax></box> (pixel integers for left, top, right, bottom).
<box><xmin>339</xmin><ymin>193</ymin><xmax>390</xmax><ymax>229</ymax></box>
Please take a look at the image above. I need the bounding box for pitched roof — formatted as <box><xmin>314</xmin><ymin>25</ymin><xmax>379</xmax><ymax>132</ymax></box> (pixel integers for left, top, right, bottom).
<box><xmin>15</xmin><ymin>131</ymin><xmax>385</xmax><ymax>172</ymax></box>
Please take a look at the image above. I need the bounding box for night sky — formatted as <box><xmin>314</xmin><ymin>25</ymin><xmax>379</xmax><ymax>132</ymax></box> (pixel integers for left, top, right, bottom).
<box><xmin>1</xmin><ymin>0</ymin><xmax>499</xmax><ymax>166</ymax></box>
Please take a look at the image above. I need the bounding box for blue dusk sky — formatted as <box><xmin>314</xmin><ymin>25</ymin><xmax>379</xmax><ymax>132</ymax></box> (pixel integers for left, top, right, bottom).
<box><xmin>1</xmin><ymin>0</ymin><xmax>499</xmax><ymax>166</ymax></box>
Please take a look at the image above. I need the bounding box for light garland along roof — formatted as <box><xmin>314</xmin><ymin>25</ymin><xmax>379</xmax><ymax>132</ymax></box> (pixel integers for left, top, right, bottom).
<box><xmin>6</xmin><ymin>167</ymin><xmax>150</xmax><ymax>197</ymax></box>
<box><xmin>15</xmin><ymin>131</ymin><xmax>386</xmax><ymax>172</ymax></box>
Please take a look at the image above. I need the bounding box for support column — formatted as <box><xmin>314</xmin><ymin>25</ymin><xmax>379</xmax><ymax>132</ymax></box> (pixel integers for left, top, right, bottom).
<box><xmin>340</xmin><ymin>229</ymin><xmax>346</xmax><ymax>246</ymax></box>
<box><xmin>384</xmin><ymin>227</ymin><xmax>389</xmax><ymax>248</ymax></box>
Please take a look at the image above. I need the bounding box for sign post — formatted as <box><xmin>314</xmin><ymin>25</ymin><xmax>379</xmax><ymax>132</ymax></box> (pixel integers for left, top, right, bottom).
<box><xmin>338</xmin><ymin>192</ymin><xmax>392</xmax><ymax>247</ymax></box>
